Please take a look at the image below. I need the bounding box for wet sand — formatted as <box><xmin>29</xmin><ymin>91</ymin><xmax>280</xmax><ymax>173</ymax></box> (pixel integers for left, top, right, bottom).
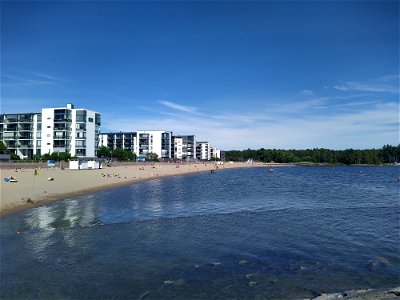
<box><xmin>0</xmin><ymin>162</ymin><xmax>266</xmax><ymax>217</ymax></box>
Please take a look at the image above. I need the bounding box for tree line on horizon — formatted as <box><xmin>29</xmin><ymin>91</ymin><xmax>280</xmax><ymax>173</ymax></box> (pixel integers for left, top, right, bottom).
<box><xmin>224</xmin><ymin>144</ymin><xmax>400</xmax><ymax>165</ymax></box>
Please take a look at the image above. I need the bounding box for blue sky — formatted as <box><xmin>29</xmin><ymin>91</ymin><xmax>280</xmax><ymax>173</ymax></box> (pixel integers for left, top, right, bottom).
<box><xmin>1</xmin><ymin>1</ymin><xmax>399</xmax><ymax>150</ymax></box>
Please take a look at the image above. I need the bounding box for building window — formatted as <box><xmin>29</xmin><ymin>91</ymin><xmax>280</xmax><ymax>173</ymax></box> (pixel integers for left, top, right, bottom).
<box><xmin>95</xmin><ymin>113</ymin><xmax>101</xmax><ymax>126</ymax></box>
<box><xmin>75</xmin><ymin>140</ymin><xmax>86</xmax><ymax>147</ymax></box>
<box><xmin>54</xmin><ymin>109</ymin><xmax>71</xmax><ymax>122</ymax></box>
<box><xmin>75</xmin><ymin>149</ymin><xmax>86</xmax><ymax>156</ymax></box>
<box><xmin>76</xmin><ymin>131</ymin><xmax>86</xmax><ymax>138</ymax></box>
<box><xmin>54</xmin><ymin>132</ymin><xmax>62</xmax><ymax>138</ymax></box>
<box><xmin>75</xmin><ymin>123</ymin><xmax>86</xmax><ymax>130</ymax></box>
<box><xmin>75</xmin><ymin>110</ymin><xmax>87</xmax><ymax>122</ymax></box>
<box><xmin>88</xmin><ymin>117</ymin><xmax>93</xmax><ymax>122</ymax></box>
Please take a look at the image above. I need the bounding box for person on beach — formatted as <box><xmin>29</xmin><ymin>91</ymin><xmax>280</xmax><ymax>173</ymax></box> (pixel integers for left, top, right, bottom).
<box><xmin>4</xmin><ymin>176</ymin><xmax>17</xmax><ymax>182</ymax></box>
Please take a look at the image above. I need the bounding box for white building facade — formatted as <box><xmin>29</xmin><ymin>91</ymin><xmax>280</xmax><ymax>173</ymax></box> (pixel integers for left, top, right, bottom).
<box><xmin>210</xmin><ymin>146</ymin><xmax>221</xmax><ymax>160</ymax></box>
<box><xmin>41</xmin><ymin>104</ymin><xmax>101</xmax><ymax>157</ymax></box>
<box><xmin>1</xmin><ymin>103</ymin><xmax>101</xmax><ymax>159</ymax></box>
<box><xmin>196</xmin><ymin>141</ymin><xmax>211</xmax><ymax>160</ymax></box>
<box><xmin>172</xmin><ymin>135</ymin><xmax>196</xmax><ymax>160</ymax></box>
<box><xmin>0</xmin><ymin>113</ymin><xmax>41</xmax><ymax>159</ymax></box>
<box><xmin>135</xmin><ymin>130</ymin><xmax>172</xmax><ymax>161</ymax></box>
<box><xmin>99</xmin><ymin>132</ymin><xmax>136</xmax><ymax>152</ymax></box>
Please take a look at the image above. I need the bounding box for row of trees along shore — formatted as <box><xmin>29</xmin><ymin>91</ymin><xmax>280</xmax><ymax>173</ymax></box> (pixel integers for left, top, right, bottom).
<box><xmin>224</xmin><ymin>145</ymin><xmax>400</xmax><ymax>165</ymax></box>
<box><xmin>1</xmin><ymin>141</ymin><xmax>399</xmax><ymax>164</ymax></box>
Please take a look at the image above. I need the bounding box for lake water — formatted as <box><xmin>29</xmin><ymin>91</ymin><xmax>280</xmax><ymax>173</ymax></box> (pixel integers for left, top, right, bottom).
<box><xmin>1</xmin><ymin>166</ymin><xmax>399</xmax><ymax>299</ymax></box>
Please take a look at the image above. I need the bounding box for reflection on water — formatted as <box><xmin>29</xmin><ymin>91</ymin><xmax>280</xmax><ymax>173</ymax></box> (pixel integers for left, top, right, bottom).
<box><xmin>22</xmin><ymin>196</ymin><xmax>98</xmax><ymax>231</ymax></box>
<box><xmin>23</xmin><ymin>207</ymin><xmax>56</xmax><ymax>262</ymax></box>
<box><xmin>24</xmin><ymin>206</ymin><xmax>55</xmax><ymax>230</ymax></box>
<box><xmin>1</xmin><ymin>166</ymin><xmax>399</xmax><ymax>299</ymax></box>
<box><xmin>17</xmin><ymin>197</ymin><xmax>99</xmax><ymax>260</ymax></box>
<box><xmin>143</xmin><ymin>179</ymin><xmax>164</xmax><ymax>214</ymax></box>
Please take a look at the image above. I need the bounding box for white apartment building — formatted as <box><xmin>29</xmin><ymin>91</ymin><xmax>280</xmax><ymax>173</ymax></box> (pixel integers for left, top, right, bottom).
<box><xmin>196</xmin><ymin>141</ymin><xmax>211</xmax><ymax>160</ymax></box>
<box><xmin>0</xmin><ymin>113</ymin><xmax>41</xmax><ymax>159</ymax></box>
<box><xmin>210</xmin><ymin>146</ymin><xmax>221</xmax><ymax>160</ymax></box>
<box><xmin>99</xmin><ymin>132</ymin><xmax>136</xmax><ymax>152</ymax></box>
<box><xmin>135</xmin><ymin>130</ymin><xmax>172</xmax><ymax>160</ymax></box>
<box><xmin>172</xmin><ymin>135</ymin><xmax>196</xmax><ymax>160</ymax></box>
<box><xmin>99</xmin><ymin>131</ymin><xmax>172</xmax><ymax>160</ymax></box>
<box><xmin>41</xmin><ymin>104</ymin><xmax>100</xmax><ymax>157</ymax></box>
<box><xmin>0</xmin><ymin>103</ymin><xmax>101</xmax><ymax>159</ymax></box>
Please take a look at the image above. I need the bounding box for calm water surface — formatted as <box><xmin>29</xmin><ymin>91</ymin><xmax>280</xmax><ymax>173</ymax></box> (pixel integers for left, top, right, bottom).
<box><xmin>1</xmin><ymin>166</ymin><xmax>399</xmax><ymax>299</ymax></box>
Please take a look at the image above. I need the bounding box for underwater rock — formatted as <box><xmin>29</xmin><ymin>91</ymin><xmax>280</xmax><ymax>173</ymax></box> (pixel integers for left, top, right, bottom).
<box><xmin>248</xmin><ymin>281</ymin><xmax>257</xmax><ymax>287</ymax></box>
<box><xmin>173</xmin><ymin>279</ymin><xmax>186</xmax><ymax>286</ymax></box>
<box><xmin>138</xmin><ymin>291</ymin><xmax>150</xmax><ymax>300</ymax></box>
<box><xmin>163</xmin><ymin>279</ymin><xmax>186</xmax><ymax>287</ymax></box>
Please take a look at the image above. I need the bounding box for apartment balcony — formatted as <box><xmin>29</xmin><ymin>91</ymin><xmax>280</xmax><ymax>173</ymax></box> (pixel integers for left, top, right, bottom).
<box><xmin>53</xmin><ymin>147</ymin><xmax>71</xmax><ymax>153</ymax></box>
<box><xmin>3</xmin><ymin>134</ymin><xmax>17</xmax><ymax>140</ymax></box>
<box><xmin>3</xmin><ymin>126</ymin><xmax>18</xmax><ymax>131</ymax></box>
<box><xmin>54</xmin><ymin>117</ymin><xmax>72</xmax><ymax>122</ymax></box>
<box><xmin>18</xmin><ymin>118</ymin><xmax>34</xmax><ymax>123</ymax></box>
<box><xmin>4</xmin><ymin>118</ymin><xmax>18</xmax><ymax>123</ymax></box>
<box><xmin>17</xmin><ymin>143</ymin><xmax>34</xmax><ymax>148</ymax></box>
<box><xmin>18</xmin><ymin>125</ymin><xmax>33</xmax><ymax>131</ymax></box>
<box><xmin>54</xmin><ymin>134</ymin><xmax>72</xmax><ymax>139</ymax></box>
<box><xmin>18</xmin><ymin>133</ymin><xmax>34</xmax><ymax>139</ymax></box>
<box><xmin>53</xmin><ymin>126</ymin><xmax>72</xmax><ymax>131</ymax></box>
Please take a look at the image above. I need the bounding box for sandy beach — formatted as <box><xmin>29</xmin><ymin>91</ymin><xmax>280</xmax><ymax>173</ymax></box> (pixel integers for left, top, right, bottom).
<box><xmin>0</xmin><ymin>162</ymin><xmax>266</xmax><ymax>217</ymax></box>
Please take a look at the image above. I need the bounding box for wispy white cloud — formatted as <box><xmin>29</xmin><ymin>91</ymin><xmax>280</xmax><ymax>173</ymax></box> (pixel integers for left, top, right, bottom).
<box><xmin>334</xmin><ymin>76</ymin><xmax>399</xmax><ymax>93</ymax></box>
<box><xmin>102</xmin><ymin>96</ymin><xmax>399</xmax><ymax>150</ymax></box>
<box><xmin>2</xmin><ymin>71</ymin><xmax>62</xmax><ymax>86</ymax></box>
<box><xmin>301</xmin><ymin>89</ymin><xmax>314</xmax><ymax>96</ymax></box>
<box><xmin>30</xmin><ymin>72</ymin><xmax>59</xmax><ymax>81</ymax></box>
<box><xmin>158</xmin><ymin>100</ymin><xmax>200</xmax><ymax>114</ymax></box>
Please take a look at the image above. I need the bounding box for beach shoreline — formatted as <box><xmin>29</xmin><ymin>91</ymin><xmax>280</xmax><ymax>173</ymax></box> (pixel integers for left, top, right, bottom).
<box><xmin>0</xmin><ymin>161</ymin><xmax>275</xmax><ymax>217</ymax></box>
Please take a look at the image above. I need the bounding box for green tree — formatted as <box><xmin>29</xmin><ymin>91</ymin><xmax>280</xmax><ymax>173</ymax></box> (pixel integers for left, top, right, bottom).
<box><xmin>58</xmin><ymin>152</ymin><xmax>72</xmax><ymax>161</ymax></box>
<box><xmin>0</xmin><ymin>141</ymin><xmax>19</xmax><ymax>160</ymax></box>
<box><xmin>379</xmin><ymin>144</ymin><xmax>399</xmax><ymax>163</ymax></box>
<box><xmin>111</xmin><ymin>148</ymin><xmax>126</xmax><ymax>161</ymax></box>
<box><xmin>0</xmin><ymin>141</ymin><xmax>7</xmax><ymax>154</ymax></box>
<box><xmin>42</xmin><ymin>153</ymin><xmax>52</xmax><ymax>161</ymax></box>
<box><xmin>146</xmin><ymin>152</ymin><xmax>159</xmax><ymax>162</ymax></box>
<box><xmin>124</xmin><ymin>150</ymin><xmax>136</xmax><ymax>161</ymax></box>
<box><xmin>33</xmin><ymin>154</ymin><xmax>42</xmax><ymax>162</ymax></box>
<box><xmin>97</xmin><ymin>146</ymin><xmax>111</xmax><ymax>158</ymax></box>
<box><xmin>10</xmin><ymin>153</ymin><xmax>20</xmax><ymax>160</ymax></box>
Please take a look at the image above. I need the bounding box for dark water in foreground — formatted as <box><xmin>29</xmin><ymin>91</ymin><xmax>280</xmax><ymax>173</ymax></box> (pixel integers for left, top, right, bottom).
<box><xmin>1</xmin><ymin>166</ymin><xmax>399</xmax><ymax>299</ymax></box>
